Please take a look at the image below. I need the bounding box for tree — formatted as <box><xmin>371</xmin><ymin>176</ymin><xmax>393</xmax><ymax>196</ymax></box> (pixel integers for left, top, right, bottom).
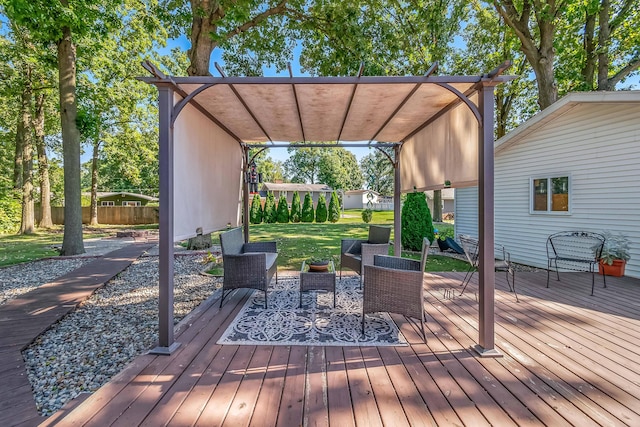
<box><xmin>290</xmin><ymin>191</ymin><xmax>301</xmax><ymax>222</ymax></box>
<box><xmin>360</xmin><ymin>150</ymin><xmax>394</xmax><ymax>196</ymax></box>
<box><xmin>317</xmin><ymin>148</ymin><xmax>363</xmax><ymax>190</ymax></box>
<box><xmin>263</xmin><ymin>191</ymin><xmax>277</xmax><ymax>223</ymax></box>
<box><xmin>276</xmin><ymin>194</ymin><xmax>290</xmax><ymax>223</ymax></box>
<box><xmin>315</xmin><ymin>193</ymin><xmax>327</xmax><ymax>223</ymax></box>
<box><xmin>4</xmin><ymin>0</ymin><xmax>126</xmax><ymax>254</ymax></box>
<box><xmin>401</xmin><ymin>190</ymin><xmax>435</xmax><ymax>251</ymax></box>
<box><xmin>284</xmin><ymin>146</ymin><xmax>323</xmax><ymax>183</ymax></box>
<box><xmin>328</xmin><ymin>190</ymin><xmax>340</xmax><ymax>223</ymax></box>
<box><xmin>301</xmin><ymin>192</ymin><xmax>314</xmax><ymax>222</ymax></box>
<box><xmin>249</xmin><ymin>193</ymin><xmax>263</xmax><ymax>224</ymax></box>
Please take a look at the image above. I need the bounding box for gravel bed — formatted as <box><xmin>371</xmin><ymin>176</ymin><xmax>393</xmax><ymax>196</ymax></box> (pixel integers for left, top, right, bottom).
<box><xmin>0</xmin><ymin>259</ymin><xmax>93</xmax><ymax>306</ymax></box>
<box><xmin>22</xmin><ymin>254</ymin><xmax>221</xmax><ymax>416</ymax></box>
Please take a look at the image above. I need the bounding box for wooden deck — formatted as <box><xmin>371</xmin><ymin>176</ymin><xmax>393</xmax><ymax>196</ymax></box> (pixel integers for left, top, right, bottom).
<box><xmin>42</xmin><ymin>270</ymin><xmax>640</xmax><ymax>426</ymax></box>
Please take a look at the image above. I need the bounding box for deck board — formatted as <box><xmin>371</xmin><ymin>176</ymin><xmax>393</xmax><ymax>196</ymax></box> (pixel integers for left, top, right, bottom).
<box><xmin>42</xmin><ymin>271</ymin><xmax>640</xmax><ymax>427</ymax></box>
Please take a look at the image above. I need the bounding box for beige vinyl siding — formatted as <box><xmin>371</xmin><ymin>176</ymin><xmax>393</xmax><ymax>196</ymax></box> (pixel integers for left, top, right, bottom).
<box><xmin>494</xmin><ymin>102</ymin><xmax>640</xmax><ymax>278</ymax></box>
<box><xmin>454</xmin><ymin>187</ymin><xmax>478</xmax><ymax>239</ymax></box>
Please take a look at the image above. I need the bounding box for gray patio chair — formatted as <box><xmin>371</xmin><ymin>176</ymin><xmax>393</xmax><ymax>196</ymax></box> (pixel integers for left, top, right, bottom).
<box><xmin>459</xmin><ymin>234</ymin><xmax>517</xmax><ymax>301</ymax></box>
<box><xmin>340</xmin><ymin>225</ymin><xmax>391</xmax><ymax>287</ymax></box>
<box><xmin>219</xmin><ymin>227</ymin><xmax>278</xmax><ymax>309</ymax></box>
<box><xmin>546</xmin><ymin>231</ymin><xmax>605</xmax><ymax>295</ymax></box>
<box><xmin>362</xmin><ymin>237</ymin><xmax>429</xmax><ymax>343</ymax></box>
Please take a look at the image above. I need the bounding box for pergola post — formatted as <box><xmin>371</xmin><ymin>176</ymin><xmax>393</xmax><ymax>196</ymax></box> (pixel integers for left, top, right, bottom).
<box><xmin>393</xmin><ymin>145</ymin><xmax>402</xmax><ymax>256</ymax></box>
<box><xmin>475</xmin><ymin>82</ymin><xmax>500</xmax><ymax>358</ymax></box>
<box><xmin>151</xmin><ymin>84</ymin><xmax>180</xmax><ymax>355</ymax></box>
<box><xmin>243</xmin><ymin>147</ymin><xmax>250</xmax><ymax>243</ymax></box>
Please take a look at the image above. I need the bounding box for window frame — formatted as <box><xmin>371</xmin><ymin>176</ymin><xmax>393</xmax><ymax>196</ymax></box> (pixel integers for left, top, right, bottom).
<box><xmin>529</xmin><ymin>174</ymin><xmax>571</xmax><ymax>215</ymax></box>
<box><xmin>100</xmin><ymin>201</ymin><xmax>115</xmax><ymax>207</ymax></box>
<box><xmin>122</xmin><ymin>200</ymin><xmax>142</xmax><ymax>207</ymax></box>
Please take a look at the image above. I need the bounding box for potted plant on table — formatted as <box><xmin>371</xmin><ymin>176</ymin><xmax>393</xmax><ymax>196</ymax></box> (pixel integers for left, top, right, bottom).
<box><xmin>306</xmin><ymin>256</ymin><xmax>331</xmax><ymax>272</ymax></box>
<box><xmin>599</xmin><ymin>232</ymin><xmax>631</xmax><ymax>277</ymax></box>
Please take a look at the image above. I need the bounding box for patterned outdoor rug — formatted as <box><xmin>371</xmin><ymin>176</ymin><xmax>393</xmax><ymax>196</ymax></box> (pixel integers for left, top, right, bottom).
<box><xmin>217</xmin><ymin>277</ymin><xmax>408</xmax><ymax>346</ymax></box>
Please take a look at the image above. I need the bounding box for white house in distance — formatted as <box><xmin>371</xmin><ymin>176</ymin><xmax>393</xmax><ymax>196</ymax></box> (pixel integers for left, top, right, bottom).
<box><xmin>455</xmin><ymin>91</ymin><xmax>640</xmax><ymax>278</ymax></box>
<box><xmin>261</xmin><ymin>182</ymin><xmax>332</xmax><ymax>206</ymax></box>
<box><xmin>425</xmin><ymin>188</ymin><xmax>455</xmax><ymax>217</ymax></box>
<box><xmin>343</xmin><ymin>189</ymin><xmax>393</xmax><ymax>210</ymax></box>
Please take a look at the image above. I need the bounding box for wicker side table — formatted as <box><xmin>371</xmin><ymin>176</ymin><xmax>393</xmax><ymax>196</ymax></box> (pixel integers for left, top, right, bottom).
<box><xmin>300</xmin><ymin>260</ymin><xmax>336</xmax><ymax>308</ymax></box>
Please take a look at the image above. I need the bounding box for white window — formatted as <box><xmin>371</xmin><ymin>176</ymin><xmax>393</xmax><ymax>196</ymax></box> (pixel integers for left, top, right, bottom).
<box><xmin>530</xmin><ymin>175</ymin><xmax>570</xmax><ymax>214</ymax></box>
<box><xmin>122</xmin><ymin>201</ymin><xmax>141</xmax><ymax>207</ymax></box>
<box><xmin>101</xmin><ymin>201</ymin><xmax>115</xmax><ymax>207</ymax></box>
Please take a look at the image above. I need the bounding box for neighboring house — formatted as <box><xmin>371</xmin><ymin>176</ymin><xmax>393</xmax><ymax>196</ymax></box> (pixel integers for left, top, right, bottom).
<box><xmin>261</xmin><ymin>183</ymin><xmax>332</xmax><ymax>206</ymax></box>
<box><xmin>89</xmin><ymin>192</ymin><xmax>159</xmax><ymax>207</ymax></box>
<box><xmin>425</xmin><ymin>188</ymin><xmax>455</xmax><ymax>215</ymax></box>
<box><xmin>454</xmin><ymin>91</ymin><xmax>640</xmax><ymax>278</ymax></box>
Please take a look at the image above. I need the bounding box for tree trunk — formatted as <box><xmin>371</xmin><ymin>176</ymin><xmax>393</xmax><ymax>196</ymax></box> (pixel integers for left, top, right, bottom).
<box><xmin>527</xmin><ymin>21</ymin><xmax>557</xmax><ymax>109</ymax></box>
<box><xmin>34</xmin><ymin>91</ymin><xmax>53</xmax><ymax>228</ymax></box>
<box><xmin>58</xmin><ymin>25</ymin><xmax>85</xmax><ymax>255</ymax></box>
<box><xmin>581</xmin><ymin>10</ymin><xmax>597</xmax><ymax>90</ymax></box>
<box><xmin>13</xmin><ymin>108</ymin><xmax>24</xmax><ymax>190</ymax></box>
<box><xmin>597</xmin><ymin>0</ymin><xmax>611</xmax><ymax>91</ymax></box>
<box><xmin>18</xmin><ymin>69</ymin><xmax>35</xmax><ymax>235</ymax></box>
<box><xmin>432</xmin><ymin>189</ymin><xmax>442</xmax><ymax>222</ymax></box>
<box><xmin>90</xmin><ymin>141</ymin><xmax>100</xmax><ymax>226</ymax></box>
<box><xmin>187</xmin><ymin>0</ymin><xmax>218</xmax><ymax>76</ymax></box>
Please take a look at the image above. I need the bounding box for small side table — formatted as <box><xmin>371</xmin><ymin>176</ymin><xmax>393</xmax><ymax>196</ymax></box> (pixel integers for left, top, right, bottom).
<box><xmin>300</xmin><ymin>260</ymin><xmax>336</xmax><ymax>308</ymax></box>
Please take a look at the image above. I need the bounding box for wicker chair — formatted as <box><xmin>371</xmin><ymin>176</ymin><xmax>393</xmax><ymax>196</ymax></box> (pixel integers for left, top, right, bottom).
<box><xmin>219</xmin><ymin>228</ymin><xmax>278</xmax><ymax>308</ymax></box>
<box><xmin>362</xmin><ymin>237</ymin><xmax>429</xmax><ymax>343</ymax></box>
<box><xmin>340</xmin><ymin>225</ymin><xmax>391</xmax><ymax>286</ymax></box>
<box><xmin>459</xmin><ymin>234</ymin><xmax>517</xmax><ymax>301</ymax></box>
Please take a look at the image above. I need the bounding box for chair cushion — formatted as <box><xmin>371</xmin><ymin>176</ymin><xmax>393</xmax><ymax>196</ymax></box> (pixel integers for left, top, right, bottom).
<box><xmin>265</xmin><ymin>252</ymin><xmax>278</xmax><ymax>270</ymax></box>
<box><xmin>368</xmin><ymin>226</ymin><xmax>391</xmax><ymax>244</ymax></box>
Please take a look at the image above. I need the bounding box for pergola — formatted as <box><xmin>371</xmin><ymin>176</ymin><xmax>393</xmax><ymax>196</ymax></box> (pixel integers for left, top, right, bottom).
<box><xmin>140</xmin><ymin>61</ymin><xmax>514</xmax><ymax>357</ymax></box>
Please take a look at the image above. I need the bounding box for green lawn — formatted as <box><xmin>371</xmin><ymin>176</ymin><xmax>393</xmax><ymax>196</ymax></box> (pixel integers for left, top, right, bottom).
<box><xmin>0</xmin><ymin>211</ymin><xmax>465</xmax><ymax>272</ymax></box>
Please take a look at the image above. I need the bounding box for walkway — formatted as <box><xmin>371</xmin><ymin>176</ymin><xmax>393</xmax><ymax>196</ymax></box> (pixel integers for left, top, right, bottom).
<box><xmin>43</xmin><ymin>271</ymin><xmax>640</xmax><ymax>426</ymax></box>
<box><xmin>0</xmin><ymin>242</ymin><xmax>155</xmax><ymax>427</ymax></box>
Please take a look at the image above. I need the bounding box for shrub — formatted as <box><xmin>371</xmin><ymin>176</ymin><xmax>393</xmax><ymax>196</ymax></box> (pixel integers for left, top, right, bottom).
<box><xmin>361</xmin><ymin>208</ymin><xmax>373</xmax><ymax>223</ymax></box>
<box><xmin>0</xmin><ymin>193</ymin><xmax>20</xmax><ymax>233</ymax></box>
<box><xmin>290</xmin><ymin>191</ymin><xmax>301</xmax><ymax>223</ymax></box>
<box><xmin>328</xmin><ymin>191</ymin><xmax>340</xmax><ymax>223</ymax></box>
<box><xmin>301</xmin><ymin>193</ymin><xmax>314</xmax><ymax>222</ymax></box>
<box><xmin>315</xmin><ymin>194</ymin><xmax>328</xmax><ymax>223</ymax></box>
<box><xmin>249</xmin><ymin>193</ymin><xmax>263</xmax><ymax>224</ymax></box>
<box><xmin>401</xmin><ymin>189</ymin><xmax>435</xmax><ymax>251</ymax></box>
<box><xmin>276</xmin><ymin>195</ymin><xmax>290</xmax><ymax>223</ymax></box>
<box><xmin>263</xmin><ymin>192</ymin><xmax>277</xmax><ymax>223</ymax></box>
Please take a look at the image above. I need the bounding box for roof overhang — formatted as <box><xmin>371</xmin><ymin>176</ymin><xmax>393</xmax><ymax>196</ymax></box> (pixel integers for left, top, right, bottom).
<box><xmin>496</xmin><ymin>90</ymin><xmax>640</xmax><ymax>155</ymax></box>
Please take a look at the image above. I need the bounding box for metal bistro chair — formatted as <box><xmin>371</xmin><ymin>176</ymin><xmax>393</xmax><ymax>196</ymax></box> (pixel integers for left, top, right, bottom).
<box><xmin>459</xmin><ymin>234</ymin><xmax>517</xmax><ymax>301</ymax></box>
<box><xmin>546</xmin><ymin>231</ymin><xmax>605</xmax><ymax>295</ymax></box>
<box><xmin>362</xmin><ymin>237</ymin><xmax>430</xmax><ymax>343</ymax></box>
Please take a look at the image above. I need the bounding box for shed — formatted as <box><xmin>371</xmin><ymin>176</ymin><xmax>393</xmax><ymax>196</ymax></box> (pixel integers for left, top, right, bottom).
<box><xmin>454</xmin><ymin>91</ymin><xmax>640</xmax><ymax>278</ymax></box>
<box><xmin>344</xmin><ymin>189</ymin><xmax>380</xmax><ymax>209</ymax></box>
<box><xmin>93</xmin><ymin>192</ymin><xmax>159</xmax><ymax>207</ymax></box>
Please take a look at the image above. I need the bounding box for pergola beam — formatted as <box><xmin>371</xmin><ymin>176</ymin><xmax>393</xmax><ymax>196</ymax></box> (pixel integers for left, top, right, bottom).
<box><xmin>244</xmin><ymin>142</ymin><xmax>399</xmax><ymax>149</ymax></box>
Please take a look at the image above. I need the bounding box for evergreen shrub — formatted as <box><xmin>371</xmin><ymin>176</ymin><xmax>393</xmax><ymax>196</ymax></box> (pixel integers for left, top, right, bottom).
<box><xmin>264</xmin><ymin>192</ymin><xmax>277</xmax><ymax>223</ymax></box>
<box><xmin>401</xmin><ymin>189</ymin><xmax>435</xmax><ymax>251</ymax></box>
<box><xmin>276</xmin><ymin>195</ymin><xmax>290</xmax><ymax>223</ymax></box>
<box><xmin>290</xmin><ymin>191</ymin><xmax>301</xmax><ymax>223</ymax></box>
<box><xmin>301</xmin><ymin>193</ymin><xmax>314</xmax><ymax>222</ymax></box>
<box><xmin>249</xmin><ymin>193</ymin><xmax>263</xmax><ymax>224</ymax></box>
<box><xmin>315</xmin><ymin>194</ymin><xmax>328</xmax><ymax>223</ymax></box>
<box><xmin>328</xmin><ymin>191</ymin><xmax>340</xmax><ymax>223</ymax></box>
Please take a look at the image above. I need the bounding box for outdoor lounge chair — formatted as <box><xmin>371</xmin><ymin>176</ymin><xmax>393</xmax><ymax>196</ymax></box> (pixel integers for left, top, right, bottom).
<box><xmin>459</xmin><ymin>234</ymin><xmax>517</xmax><ymax>301</ymax></box>
<box><xmin>546</xmin><ymin>231</ymin><xmax>605</xmax><ymax>295</ymax></box>
<box><xmin>362</xmin><ymin>237</ymin><xmax>429</xmax><ymax>343</ymax></box>
<box><xmin>219</xmin><ymin>227</ymin><xmax>278</xmax><ymax>308</ymax></box>
<box><xmin>340</xmin><ymin>225</ymin><xmax>391</xmax><ymax>286</ymax></box>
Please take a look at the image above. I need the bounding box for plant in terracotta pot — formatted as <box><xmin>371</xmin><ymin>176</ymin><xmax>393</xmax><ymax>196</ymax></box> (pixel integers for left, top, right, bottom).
<box><xmin>598</xmin><ymin>231</ymin><xmax>631</xmax><ymax>277</ymax></box>
<box><xmin>306</xmin><ymin>256</ymin><xmax>332</xmax><ymax>272</ymax></box>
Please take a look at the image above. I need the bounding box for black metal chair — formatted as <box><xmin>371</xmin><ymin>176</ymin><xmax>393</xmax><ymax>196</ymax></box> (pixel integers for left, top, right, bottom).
<box><xmin>459</xmin><ymin>234</ymin><xmax>517</xmax><ymax>301</ymax></box>
<box><xmin>546</xmin><ymin>231</ymin><xmax>605</xmax><ymax>295</ymax></box>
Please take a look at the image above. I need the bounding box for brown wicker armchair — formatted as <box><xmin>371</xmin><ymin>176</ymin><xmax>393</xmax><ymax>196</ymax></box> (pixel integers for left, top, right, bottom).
<box><xmin>340</xmin><ymin>225</ymin><xmax>391</xmax><ymax>286</ymax></box>
<box><xmin>219</xmin><ymin>228</ymin><xmax>278</xmax><ymax>309</ymax></box>
<box><xmin>362</xmin><ymin>237</ymin><xmax>429</xmax><ymax>343</ymax></box>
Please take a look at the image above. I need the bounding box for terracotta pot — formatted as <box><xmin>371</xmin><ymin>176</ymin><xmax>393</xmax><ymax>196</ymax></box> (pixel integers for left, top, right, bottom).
<box><xmin>599</xmin><ymin>259</ymin><xmax>626</xmax><ymax>277</ymax></box>
<box><xmin>308</xmin><ymin>261</ymin><xmax>329</xmax><ymax>272</ymax></box>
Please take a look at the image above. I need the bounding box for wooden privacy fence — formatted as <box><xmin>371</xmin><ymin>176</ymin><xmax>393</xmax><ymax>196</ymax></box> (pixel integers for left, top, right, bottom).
<box><xmin>37</xmin><ymin>207</ymin><xmax>159</xmax><ymax>225</ymax></box>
